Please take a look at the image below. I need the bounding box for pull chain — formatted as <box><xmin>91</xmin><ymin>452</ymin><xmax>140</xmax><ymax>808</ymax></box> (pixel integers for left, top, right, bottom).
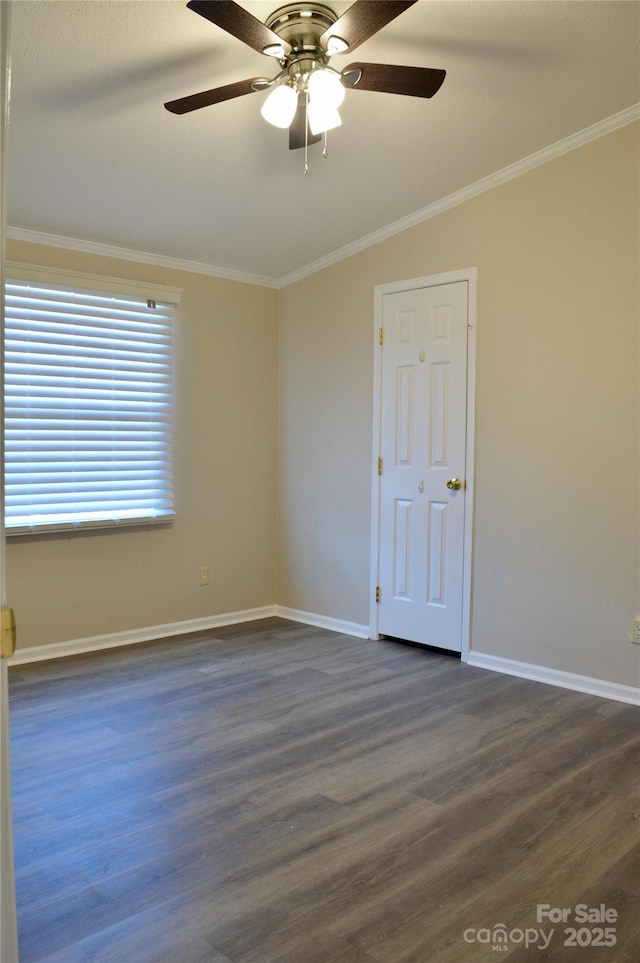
<box><xmin>322</xmin><ymin>130</ymin><xmax>328</xmax><ymax>159</ymax></box>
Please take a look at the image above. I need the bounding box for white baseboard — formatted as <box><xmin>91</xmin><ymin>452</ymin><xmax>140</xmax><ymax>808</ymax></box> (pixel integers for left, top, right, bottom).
<box><xmin>9</xmin><ymin>605</ymin><xmax>370</xmax><ymax>666</ymax></box>
<box><xmin>273</xmin><ymin>605</ymin><xmax>370</xmax><ymax>639</ymax></box>
<box><xmin>9</xmin><ymin>606</ymin><xmax>278</xmax><ymax>665</ymax></box>
<box><xmin>12</xmin><ymin>609</ymin><xmax>634</xmax><ymax>708</ymax></box>
<box><xmin>467</xmin><ymin>651</ymin><xmax>640</xmax><ymax>706</ymax></box>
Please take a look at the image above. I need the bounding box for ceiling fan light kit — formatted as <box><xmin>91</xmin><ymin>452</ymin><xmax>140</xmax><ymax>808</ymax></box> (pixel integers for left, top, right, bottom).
<box><xmin>325</xmin><ymin>35</ymin><xmax>349</xmax><ymax>55</ymax></box>
<box><xmin>308</xmin><ymin>101</ymin><xmax>342</xmax><ymax>136</ymax></box>
<box><xmin>260</xmin><ymin>82</ymin><xmax>298</xmax><ymax>127</ymax></box>
<box><xmin>307</xmin><ymin>66</ymin><xmax>345</xmax><ymax>109</ymax></box>
<box><xmin>165</xmin><ymin>0</ymin><xmax>446</xmax><ymax>171</ymax></box>
<box><xmin>262</xmin><ymin>42</ymin><xmax>289</xmax><ymax>59</ymax></box>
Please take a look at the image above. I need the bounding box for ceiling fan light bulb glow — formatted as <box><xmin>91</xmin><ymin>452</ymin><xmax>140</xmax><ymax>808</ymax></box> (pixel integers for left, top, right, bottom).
<box><xmin>326</xmin><ymin>35</ymin><xmax>349</xmax><ymax>55</ymax></box>
<box><xmin>308</xmin><ymin>67</ymin><xmax>345</xmax><ymax>109</ymax></box>
<box><xmin>262</xmin><ymin>42</ymin><xmax>286</xmax><ymax>58</ymax></box>
<box><xmin>260</xmin><ymin>84</ymin><xmax>297</xmax><ymax>128</ymax></box>
<box><xmin>308</xmin><ymin>103</ymin><xmax>342</xmax><ymax>136</ymax></box>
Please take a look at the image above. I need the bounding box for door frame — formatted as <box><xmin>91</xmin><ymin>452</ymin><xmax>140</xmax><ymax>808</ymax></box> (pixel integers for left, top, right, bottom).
<box><xmin>369</xmin><ymin>268</ymin><xmax>477</xmax><ymax>662</ymax></box>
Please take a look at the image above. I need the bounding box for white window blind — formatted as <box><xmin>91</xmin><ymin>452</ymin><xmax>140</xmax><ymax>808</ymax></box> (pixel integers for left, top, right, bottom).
<box><xmin>4</xmin><ymin>276</ymin><xmax>176</xmax><ymax>534</ymax></box>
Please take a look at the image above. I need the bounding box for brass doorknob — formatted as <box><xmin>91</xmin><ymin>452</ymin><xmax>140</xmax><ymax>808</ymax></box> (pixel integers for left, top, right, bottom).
<box><xmin>446</xmin><ymin>478</ymin><xmax>462</xmax><ymax>491</ymax></box>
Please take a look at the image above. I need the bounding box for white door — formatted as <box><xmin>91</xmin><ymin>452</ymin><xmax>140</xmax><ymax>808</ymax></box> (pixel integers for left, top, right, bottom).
<box><xmin>1</xmin><ymin>3</ymin><xmax>19</xmax><ymax>960</ymax></box>
<box><xmin>375</xmin><ymin>278</ymin><xmax>470</xmax><ymax>652</ymax></box>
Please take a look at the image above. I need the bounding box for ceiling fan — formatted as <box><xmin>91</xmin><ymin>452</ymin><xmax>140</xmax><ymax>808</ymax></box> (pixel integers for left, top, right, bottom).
<box><xmin>165</xmin><ymin>0</ymin><xmax>445</xmax><ymax>158</ymax></box>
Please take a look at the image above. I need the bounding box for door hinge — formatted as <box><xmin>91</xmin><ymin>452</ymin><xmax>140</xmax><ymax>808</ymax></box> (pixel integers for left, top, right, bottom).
<box><xmin>0</xmin><ymin>607</ymin><xmax>16</xmax><ymax>659</ymax></box>
<box><xmin>375</xmin><ymin>586</ymin><xmax>382</xmax><ymax>603</ymax></box>
<box><xmin>378</xmin><ymin>327</ymin><xmax>385</xmax><ymax>346</ymax></box>
<box><xmin>377</xmin><ymin>456</ymin><xmax>383</xmax><ymax>475</ymax></box>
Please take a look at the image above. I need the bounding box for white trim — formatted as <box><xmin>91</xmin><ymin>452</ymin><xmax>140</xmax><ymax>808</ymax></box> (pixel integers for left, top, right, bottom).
<box><xmin>8</xmin><ymin>606</ymin><xmax>278</xmax><ymax>665</ymax></box>
<box><xmin>274</xmin><ymin>605</ymin><xmax>370</xmax><ymax>638</ymax></box>
<box><xmin>6</xmin><ymin>227</ymin><xmax>280</xmax><ymax>290</ymax></box>
<box><xmin>460</xmin><ymin>271</ymin><xmax>477</xmax><ymax>664</ymax></box>
<box><xmin>6</xmin><ymin>260</ymin><xmax>182</xmax><ymax>303</ymax></box>
<box><xmin>6</xmin><ymin>107</ymin><xmax>638</xmax><ymax>292</ymax></box>
<box><xmin>9</xmin><ymin>606</ymin><xmax>370</xmax><ymax>666</ymax></box>
<box><xmin>369</xmin><ymin>288</ymin><xmax>384</xmax><ymax>640</ymax></box>
<box><xmin>370</xmin><ymin>269</ymin><xmax>477</xmax><ymax>661</ymax></box>
<box><xmin>278</xmin><ymin>104</ymin><xmax>640</xmax><ymax>287</ymax></box>
<box><xmin>8</xmin><ymin>605</ymin><xmax>636</xmax><ymax>707</ymax></box>
<box><xmin>467</xmin><ymin>651</ymin><xmax>640</xmax><ymax>706</ymax></box>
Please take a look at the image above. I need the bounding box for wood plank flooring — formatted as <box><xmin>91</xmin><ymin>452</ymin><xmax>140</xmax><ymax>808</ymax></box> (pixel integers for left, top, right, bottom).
<box><xmin>8</xmin><ymin>618</ymin><xmax>640</xmax><ymax>963</ymax></box>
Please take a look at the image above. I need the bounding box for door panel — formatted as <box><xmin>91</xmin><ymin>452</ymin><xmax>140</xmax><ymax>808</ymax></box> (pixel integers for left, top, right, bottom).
<box><xmin>393</xmin><ymin>497</ymin><xmax>412</xmax><ymax>600</ymax></box>
<box><xmin>395</xmin><ymin>365</ymin><xmax>414</xmax><ymax>466</ymax></box>
<box><xmin>427</xmin><ymin>499</ymin><xmax>448</xmax><ymax>605</ymax></box>
<box><xmin>378</xmin><ymin>281</ymin><xmax>468</xmax><ymax>651</ymax></box>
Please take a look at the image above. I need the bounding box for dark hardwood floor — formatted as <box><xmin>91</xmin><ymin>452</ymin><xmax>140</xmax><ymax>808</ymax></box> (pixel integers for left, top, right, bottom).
<box><xmin>8</xmin><ymin>618</ymin><xmax>640</xmax><ymax>962</ymax></box>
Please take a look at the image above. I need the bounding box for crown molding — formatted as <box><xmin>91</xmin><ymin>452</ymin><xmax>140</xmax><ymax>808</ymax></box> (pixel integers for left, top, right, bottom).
<box><xmin>7</xmin><ymin>105</ymin><xmax>638</xmax><ymax>291</ymax></box>
<box><xmin>5</xmin><ymin>226</ymin><xmax>281</xmax><ymax>289</ymax></box>
<box><xmin>277</xmin><ymin>103</ymin><xmax>640</xmax><ymax>288</ymax></box>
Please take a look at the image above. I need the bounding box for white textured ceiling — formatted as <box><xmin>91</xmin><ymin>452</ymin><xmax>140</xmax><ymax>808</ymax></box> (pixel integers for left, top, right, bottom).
<box><xmin>6</xmin><ymin>1</ymin><xmax>640</xmax><ymax>282</ymax></box>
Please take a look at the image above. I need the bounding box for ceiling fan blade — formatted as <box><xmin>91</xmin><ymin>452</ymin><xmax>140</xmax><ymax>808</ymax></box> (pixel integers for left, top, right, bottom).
<box><xmin>321</xmin><ymin>1</ymin><xmax>417</xmax><ymax>54</ymax></box>
<box><xmin>341</xmin><ymin>63</ymin><xmax>446</xmax><ymax>98</ymax></box>
<box><xmin>164</xmin><ymin>77</ymin><xmax>266</xmax><ymax>115</ymax></box>
<box><xmin>187</xmin><ymin>0</ymin><xmax>291</xmax><ymax>56</ymax></box>
<box><xmin>289</xmin><ymin>95</ymin><xmax>322</xmax><ymax>150</ymax></box>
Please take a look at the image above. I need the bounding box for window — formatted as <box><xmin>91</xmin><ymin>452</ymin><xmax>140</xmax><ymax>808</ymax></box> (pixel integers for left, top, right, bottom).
<box><xmin>3</xmin><ymin>268</ymin><xmax>180</xmax><ymax>534</ymax></box>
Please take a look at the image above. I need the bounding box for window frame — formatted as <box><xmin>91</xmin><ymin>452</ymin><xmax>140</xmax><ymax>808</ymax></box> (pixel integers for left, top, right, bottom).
<box><xmin>3</xmin><ymin>263</ymin><xmax>181</xmax><ymax>536</ymax></box>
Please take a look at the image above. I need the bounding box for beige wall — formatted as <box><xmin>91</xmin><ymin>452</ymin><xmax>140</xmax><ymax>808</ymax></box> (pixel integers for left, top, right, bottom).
<box><xmin>7</xmin><ymin>240</ymin><xmax>280</xmax><ymax>648</ymax></box>
<box><xmin>5</xmin><ymin>123</ymin><xmax>639</xmax><ymax>689</ymax></box>
<box><xmin>278</xmin><ymin>122</ymin><xmax>640</xmax><ymax>687</ymax></box>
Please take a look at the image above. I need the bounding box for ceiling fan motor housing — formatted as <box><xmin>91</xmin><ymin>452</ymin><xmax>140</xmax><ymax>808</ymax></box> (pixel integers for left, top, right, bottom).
<box><xmin>266</xmin><ymin>3</ymin><xmax>339</xmax><ymax>83</ymax></box>
<box><xmin>165</xmin><ymin>1</ymin><xmax>444</xmax><ymax>135</ymax></box>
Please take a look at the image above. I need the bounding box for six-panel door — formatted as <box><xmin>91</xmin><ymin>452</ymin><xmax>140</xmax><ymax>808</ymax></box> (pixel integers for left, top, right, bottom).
<box><xmin>378</xmin><ymin>281</ymin><xmax>468</xmax><ymax>651</ymax></box>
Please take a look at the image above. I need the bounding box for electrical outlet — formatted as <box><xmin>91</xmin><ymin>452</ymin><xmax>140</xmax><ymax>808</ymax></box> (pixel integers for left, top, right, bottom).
<box><xmin>199</xmin><ymin>566</ymin><xmax>209</xmax><ymax>587</ymax></box>
<box><xmin>632</xmin><ymin>619</ymin><xmax>640</xmax><ymax>644</ymax></box>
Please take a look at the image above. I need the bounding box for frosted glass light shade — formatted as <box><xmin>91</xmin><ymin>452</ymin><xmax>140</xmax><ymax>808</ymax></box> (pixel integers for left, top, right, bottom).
<box><xmin>260</xmin><ymin>84</ymin><xmax>297</xmax><ymax>128</ymax></box>
<box><xmin>308</xmin><ymin>68</ymin><xmax>345</xmax><ymax>109</ymax></box>
<box><xmin>308</xmin><ymin>103</ymin><xmax>342</xmax><ymax>136</ymax></box>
